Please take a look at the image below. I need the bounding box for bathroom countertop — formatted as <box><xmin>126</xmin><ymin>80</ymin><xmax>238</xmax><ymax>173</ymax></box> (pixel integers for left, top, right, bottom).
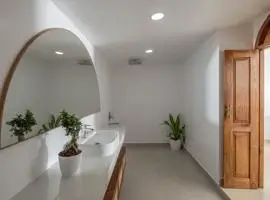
<box><xmin>9</xmin><ymin>128</ymin><xmax>125</xmax><ymax>200</ymax></box>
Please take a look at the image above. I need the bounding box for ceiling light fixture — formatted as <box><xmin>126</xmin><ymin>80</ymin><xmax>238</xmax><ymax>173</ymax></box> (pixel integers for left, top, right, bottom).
<box><xmin>55</xmin><ymin>51</ymin><xmax>64</xmax><ymax>55</ymax></box>
<box><xmin>145</xmin><ymin>49</ymin><xmax>154</xmax><ymax>54</ymax></box>
<box><xmin>151</xmin><ymin>12</ymin><xmax>164</xmax><ymax>21</ymax></box>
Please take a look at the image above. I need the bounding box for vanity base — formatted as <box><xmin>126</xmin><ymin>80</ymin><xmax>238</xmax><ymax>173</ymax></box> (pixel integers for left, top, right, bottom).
<box><xmin>104</xmin><ymin>147</ymin><xmax>127</xmax><ymax>200</ymax></box>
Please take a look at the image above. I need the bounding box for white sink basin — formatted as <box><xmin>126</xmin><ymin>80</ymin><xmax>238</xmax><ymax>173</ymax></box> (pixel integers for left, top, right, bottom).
<box><xmin>80</xmin><ymin>130</ymin><xmax>120</xmax><ymax>157</ymax></box>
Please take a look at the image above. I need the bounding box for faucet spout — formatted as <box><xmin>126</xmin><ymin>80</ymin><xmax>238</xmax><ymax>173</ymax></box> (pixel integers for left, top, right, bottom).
<box><xmin>82</xmin><ymin>124</ymin><xmax>94</xmax><ymax>138</ymax></box>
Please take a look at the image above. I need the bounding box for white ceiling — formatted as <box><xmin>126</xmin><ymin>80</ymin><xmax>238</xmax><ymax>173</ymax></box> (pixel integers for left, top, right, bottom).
<box><xmin>53</xmin><ymin>0</ymin><xmax>270</xmax><ymax>66</ymax></box>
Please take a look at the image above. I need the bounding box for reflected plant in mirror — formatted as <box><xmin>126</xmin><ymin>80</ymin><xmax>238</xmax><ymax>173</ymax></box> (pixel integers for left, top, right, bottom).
<box><xmin>0</xmin><ymin>28</ymin><xmax>101</xmax><ymax>148</ymax></box>
<box><xmin>6</xmin><ymin>110</ymin><xmax>37</xmax><ymax>142</ymax></box>
<box><xmin>38</xmin><ymin>114</ymin><xmax>61</xmax><ymax>135</ymax></box>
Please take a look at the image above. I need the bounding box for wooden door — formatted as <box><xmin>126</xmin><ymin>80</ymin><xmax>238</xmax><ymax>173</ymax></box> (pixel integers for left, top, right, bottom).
<box><xmin>223</xmin><ymin>50</ymin><xmax>260</xmax><ymax>189</ymax></box>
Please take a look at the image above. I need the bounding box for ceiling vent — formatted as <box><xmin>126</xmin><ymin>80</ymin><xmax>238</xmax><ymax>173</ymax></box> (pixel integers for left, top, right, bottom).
<box><xmin>128</xmin><ymin>58</ymin><xmax>142</xmax><ymax>66</ymax></box>
<box><xmin>77</xmin><ymin>59</ymin><xmax>93</xmax><ymax>66</ymax></box>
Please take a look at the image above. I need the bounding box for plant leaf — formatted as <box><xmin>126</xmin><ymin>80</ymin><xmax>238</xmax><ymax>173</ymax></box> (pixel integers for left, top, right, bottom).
<box><xmin>42</xmin><ymin>124</ymin><xmax>49</xmax><ymax>132</ymax></box>
<box><xmin>55</xmin><ymin>115</ymin><xmax>61</xmax><ymax>127</ymax></box>
<box><xmin>162</xmin><ymin>113</ymin><xmax>186</xmax><ymax>141</ymax></box>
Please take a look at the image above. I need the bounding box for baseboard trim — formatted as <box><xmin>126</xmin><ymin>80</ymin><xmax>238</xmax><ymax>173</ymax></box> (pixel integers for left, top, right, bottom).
<box><xmin>185</xmin><ymin>149</ymin><xmax>231</xmax><ymax>200</ymax></box>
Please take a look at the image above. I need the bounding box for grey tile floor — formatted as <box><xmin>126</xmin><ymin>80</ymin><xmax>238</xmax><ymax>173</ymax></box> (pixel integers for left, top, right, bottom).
<box><xmin>120</xmin><ymin>145</ymin><xmax>223</xmax><ymax>200</ymax></box>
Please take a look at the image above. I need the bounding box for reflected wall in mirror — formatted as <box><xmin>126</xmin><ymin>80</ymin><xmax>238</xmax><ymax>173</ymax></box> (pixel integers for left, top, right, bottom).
<box><xmin>0</xmin><ymin>29</ymin><xmax>100</xmax><ymax>148</ymax></box>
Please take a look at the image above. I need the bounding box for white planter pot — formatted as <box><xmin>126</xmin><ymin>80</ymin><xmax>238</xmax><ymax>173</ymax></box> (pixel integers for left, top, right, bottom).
<box><xmin>169</xmin><ymin>139</ymin><xmax>181</xmax><ymax>151</ymax></box>
<box><xmin>58</xmin><ymin>152</ymin><xmax>82</xmax><ymax>177</ymax></box>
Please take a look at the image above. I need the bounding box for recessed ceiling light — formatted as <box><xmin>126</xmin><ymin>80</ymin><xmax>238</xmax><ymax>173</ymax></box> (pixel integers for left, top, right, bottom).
<box><xmin>55</xmin><ymin>51</ymin><xmax>64</xmax><ymax>55</ymax></box>
<box><xmin>145</xmin><ymin>49</ymin><xmax>154</xmax><ymax>54</ymax></box>
<box><xmin>151</xmin><ymin>12</ymin><xmax>164</xmax><ymax>21</ymax></box>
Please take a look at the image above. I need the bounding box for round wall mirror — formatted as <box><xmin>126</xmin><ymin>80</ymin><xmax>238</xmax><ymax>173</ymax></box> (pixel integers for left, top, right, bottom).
<box><xmin>0</xmin><ymin>29</ymin><xmax>100</xmax><ymax>148</ymax></box>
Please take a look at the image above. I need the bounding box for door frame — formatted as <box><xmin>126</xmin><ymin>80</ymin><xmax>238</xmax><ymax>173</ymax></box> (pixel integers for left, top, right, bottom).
<box><xmin>259</xmin><ymin>49</ymin><xmax>264</xmax><ymax>188</ymax></box>
<box><xmin>221</xmin><ymin>14</ymin><xmax>270</xmax><ymax>189</ymax></box>
<box><xmin>256</xmin><ymin>14</ymin><xmax>270</xmax><ymax>188</ymax></box>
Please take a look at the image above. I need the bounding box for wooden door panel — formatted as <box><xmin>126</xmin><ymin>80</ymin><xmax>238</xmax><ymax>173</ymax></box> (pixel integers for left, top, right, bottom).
<box><xmin>234</xmin><ymin>58</ymin><xmax>251</xmax><ymax>123</ymax></box>
<box><xmin>224</xmin><ymin>50</ymin><xmax>260</xmax><ymax>189</ymax></box>
<box><xmin>233</xmin><ymin>132</ymin><xmax>250</xmax><ymax>178</ymax></box>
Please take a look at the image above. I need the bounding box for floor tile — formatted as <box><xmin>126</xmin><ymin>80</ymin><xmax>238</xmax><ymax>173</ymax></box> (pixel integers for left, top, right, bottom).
<box><xmin>120</xmin><ymin>145</ymin><xmax>223</xmax><ymax>200</ymax></box>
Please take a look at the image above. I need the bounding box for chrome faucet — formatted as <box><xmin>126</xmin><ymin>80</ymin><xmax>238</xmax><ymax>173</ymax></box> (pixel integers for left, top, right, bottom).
<box><xmin>82</xmin><ymin>124</ymin><xmax>94</xmax><ymax>138</ymax></box>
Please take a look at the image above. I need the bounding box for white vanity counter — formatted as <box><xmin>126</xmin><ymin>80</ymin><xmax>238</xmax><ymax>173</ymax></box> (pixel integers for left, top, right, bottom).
<box><xmin>9</xmin><ymin>128</ymin><xmax>125</xmax><ymax>200</ymax></box>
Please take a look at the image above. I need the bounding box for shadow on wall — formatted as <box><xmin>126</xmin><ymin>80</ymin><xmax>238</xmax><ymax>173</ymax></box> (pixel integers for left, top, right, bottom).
<box><xmin>184</xmin><ymin>34</ymin><xmax>222</xmax><ymax>183</ymax></box>
<box><xmin>30</xmin><ymin>135</ymin><xmax>48</xmax><ymax>179</ymax></box>
<box><xmin>51</xmin><ymin>0</ymin><xmax>92</xmax><ymax>38</ymax></box>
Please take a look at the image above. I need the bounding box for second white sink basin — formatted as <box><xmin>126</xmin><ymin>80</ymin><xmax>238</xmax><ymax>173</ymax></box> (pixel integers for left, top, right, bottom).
<box><xmin>80</xmin><ymin>130</ymin><xmax>120</xmax><ymax>157</ymax></box>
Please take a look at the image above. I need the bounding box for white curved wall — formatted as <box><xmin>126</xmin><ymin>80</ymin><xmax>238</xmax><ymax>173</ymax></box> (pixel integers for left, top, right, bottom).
<box><xmin>0</xmin><ymin>1</ymin><xmax>111</xmax><ymax>200</ymax></box>
<box><xmin>183</xmin><ymin>13</ymin><xmax>266</xmax><ymax>184</ymax></box>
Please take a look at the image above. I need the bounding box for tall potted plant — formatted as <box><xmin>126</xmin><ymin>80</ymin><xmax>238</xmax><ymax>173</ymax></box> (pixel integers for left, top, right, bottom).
<box><xmin>6</xmin><ymin>110</ymin><xmax>37</xmax><ymax>142</ymax></box>
<box><xmin>58</xmin><ymin>110</ymin><xmax>82</xmax><ymax>177</ymax></box>
<box><xmin>162</xmin><ymin>114</ymin><xmax>186</xmax><ymax>151</ymax></box>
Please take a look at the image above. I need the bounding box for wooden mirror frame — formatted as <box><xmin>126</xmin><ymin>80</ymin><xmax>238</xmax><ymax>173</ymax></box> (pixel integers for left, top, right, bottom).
<box><xmin>0</xmin><ymin>28</ymin><xmax>93</xmax><ymax>149</ymax></box>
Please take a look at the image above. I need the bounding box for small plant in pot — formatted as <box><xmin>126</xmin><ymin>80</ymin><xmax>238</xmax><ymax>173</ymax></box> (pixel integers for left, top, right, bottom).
<box><xmin>58</xmin><ymin>110</ymin><xmax>82</xmax><ymax>177</ymax></box>
<box><xmin>162</xmin><ymin>114</ymin><xmax>186</xmax><ymax>151</ymax></box>
<box><xmin>6</xmin><ymin>110</ymin><xmax>37</xmax><ymax>142</ymax></box>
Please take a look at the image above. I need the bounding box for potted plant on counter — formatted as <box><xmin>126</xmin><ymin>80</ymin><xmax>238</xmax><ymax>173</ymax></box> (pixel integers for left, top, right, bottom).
<box><xmin>58</xmin><ymin>110</ymin><xmax>82</xmax><ymax>177</ymax></box>
<box><xmin>6</xmin><ymin>109</ymin><xmax>37</xmax><ymax>142</ymax></box>
<box><xmin>162</xmin><ymin>114</ymin><xmax>186</xmax><ymax>151</ymax></box>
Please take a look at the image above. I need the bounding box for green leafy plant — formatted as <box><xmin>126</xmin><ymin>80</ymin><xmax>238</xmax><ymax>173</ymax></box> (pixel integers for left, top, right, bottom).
<box><xmin>38</xmin><ymin>114</ymin><xmax>61</xmax><ymax>134</ymax></box>
<box><xmin>59</xmin><ymin>110</ymin><xmax>82</xmax><ymax>157</ymax></box>
<box><xmin>6</xmin><ymin>110</ymin><xmax>37</xmax><ymax>140</ymax></box>
<box><xmin>162</xmin><ymin>114</ymin><xmax>186</xmax><ymax>145</ymax></box>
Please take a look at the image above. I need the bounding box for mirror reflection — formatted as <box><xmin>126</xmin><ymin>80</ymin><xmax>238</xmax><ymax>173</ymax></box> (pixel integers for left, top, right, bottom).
<box><xmin>1</xmin><ymin>29</ymin><xmax>100</xmax><ymax>148</ymax></box>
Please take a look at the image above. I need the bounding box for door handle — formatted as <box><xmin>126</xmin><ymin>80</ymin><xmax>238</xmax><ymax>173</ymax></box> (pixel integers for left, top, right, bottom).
<box><xmin>224</xmin><ymin>105</ymin><xmax>231</xmax><ymax>118</ymax></box>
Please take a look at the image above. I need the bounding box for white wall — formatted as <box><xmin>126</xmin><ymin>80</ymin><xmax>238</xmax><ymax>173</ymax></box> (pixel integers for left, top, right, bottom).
<box><xmin>0</xmin><ymin>1</ymin><xmax>111</xmax><ymax>200</ymax></box>
<box><xmin>183</xmin><ymin>33</ymin><xmax>221</xmax><ymax>183</ymax></box>
<box><xmin>111</xmin><ymin>64</ymin><xmax>184</xmax><ymax>143</ymax></box>
<box><xmin>92</xmin><ymin>50</ymin><xmax>112</xmax><ymax>128</ymax></box>
<box><xmin>183</xmin><ymin>23</ymin><xmax>253</xmax><ymax>183</ymax></box>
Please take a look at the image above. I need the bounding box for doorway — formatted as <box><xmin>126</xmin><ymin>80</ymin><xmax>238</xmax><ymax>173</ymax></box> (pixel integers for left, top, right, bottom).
<box><xmin>222</xmin><ymin>14</ymin><xmax>270</xmax><ymax>189</ymax></box>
